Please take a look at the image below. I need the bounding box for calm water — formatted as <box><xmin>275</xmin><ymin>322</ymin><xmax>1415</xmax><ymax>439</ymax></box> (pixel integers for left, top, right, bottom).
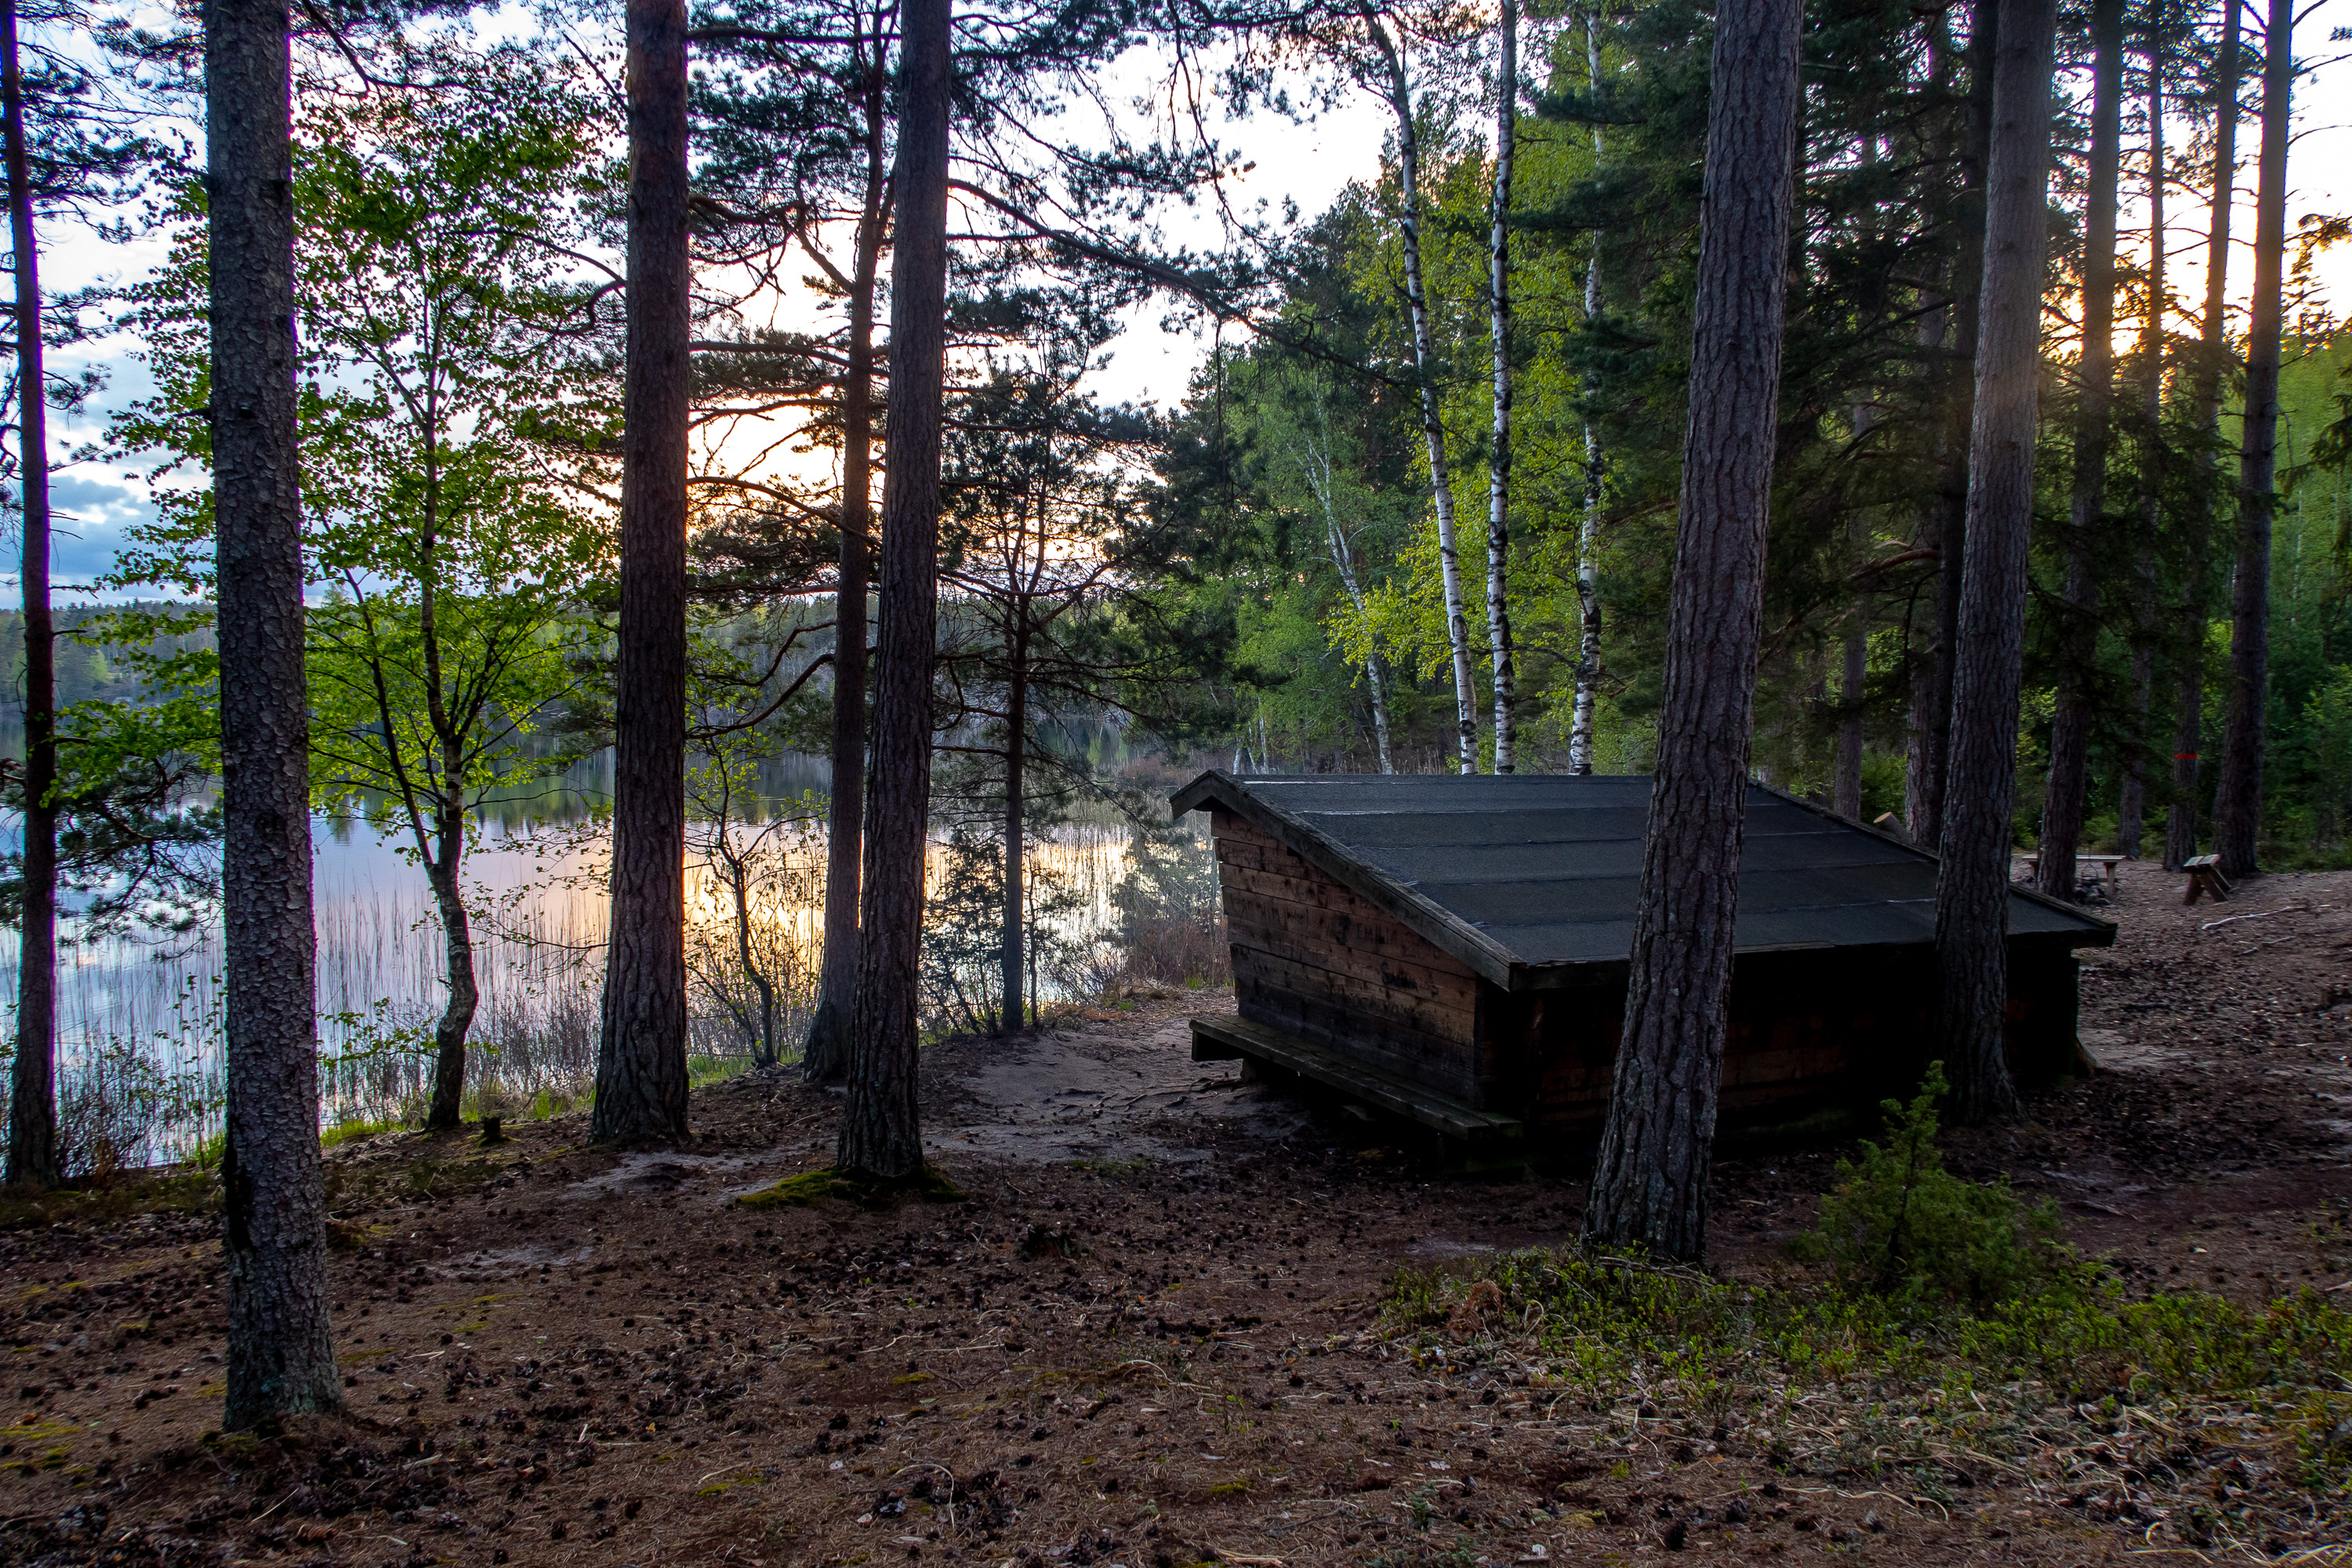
<box><xmin>0</xmin><ymin>759</ymin><xmax>1137</xmax><ymax>1156</ymax></box>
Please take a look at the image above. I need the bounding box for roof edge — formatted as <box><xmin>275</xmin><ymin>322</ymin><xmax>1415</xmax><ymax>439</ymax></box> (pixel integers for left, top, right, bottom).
<box><xmin>1757</xmin><ymin>782</ymin><xmax>2118</xmax><ymax>949</ymax></box>
<box><xmin>1171</xmin><ymin>770</ymin><xmax>1525</xmax><ymax>988</ymax></box>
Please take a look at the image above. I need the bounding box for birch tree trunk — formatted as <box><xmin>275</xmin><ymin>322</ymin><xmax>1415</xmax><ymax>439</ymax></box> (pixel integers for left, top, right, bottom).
<box><xmin>2034</xmin><ymin>0</ymin><xmax>2122</xmax><ymax>901</ymax></box>
<box><xmin>424</xmin><ymin>817</ymin><xmax>479</xmax><ymax>1132</ymax></box>
<box><xmin>840</xmin><ymin>0</ymin><xmax>951</xmax><ymax>1179</ymax></box>
<box><xmin>2116</xmin><ymin>23</ymin><xmax>2164</xmax><ymax>859</ymax></box>
<box><xmin>1485</xmin><ymin>0</ymin><xmax>1518</xmax><ymax>772</ymax></box>
<box><xmin>593</xmin><ymin>0</ymin><xmax>693</xmax><ymax>1143</ymax></box>
<box><xmin>2212</xmin><ymin>0</ymin><xmax>2290</xmax><ymax>879</ymax></box>
<box><xmin>1367</xmin><ymin>14</ymin><xmax>1478</xmax><ymax>773</ymax></box>
<box><xmin>1568</xmin><ymin>6</ymin><xmax>1606</xmax><ymax>776</ymax></box>
<box><xmin>208</xmin><ymin>0</ymin><xmax>341</xmax><ymax>1427</ymax></box>
<box><xmin>1580</xmin><ymin>0</ymin><xmax>1801</xmax><ymax>1263</ymax></box>
<box><xmin>3</xmin><ymin>0</ymin><xmax>56</xmax><ymax>1189</ymax></box>
<box><xmin>1323</xmin><ymin>513</ymin><xmax>1395</xmax><ymax>772</ymax></box>
<box><xmin>2165</xmin><ymin>0</ymin><xmax>2238</xmax><ymax>871</ymax></box>
<box><xmin>1933</xmin><ymin>0</ymin><xmax>2060</xmax><ymax>1126</ymax></box>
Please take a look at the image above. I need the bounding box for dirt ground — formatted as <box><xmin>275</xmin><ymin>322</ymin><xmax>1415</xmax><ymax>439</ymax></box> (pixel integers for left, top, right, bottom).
<box><xmin>6</xmin><ymin>858</ymin><xmax>2352</xmax><ymax>1567</ymax></box>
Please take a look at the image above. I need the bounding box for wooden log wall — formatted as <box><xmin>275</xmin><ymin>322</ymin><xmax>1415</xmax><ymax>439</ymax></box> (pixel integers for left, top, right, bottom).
<box><xmin>1209</xmin><ymin>804</ymin><xmax>2085</xmax><ymax>1141</ymax></box>
<box><xmin>1210</xmin><ymin>807</ymin><xmax>1486</xmax><ymax>1102</ymax></box>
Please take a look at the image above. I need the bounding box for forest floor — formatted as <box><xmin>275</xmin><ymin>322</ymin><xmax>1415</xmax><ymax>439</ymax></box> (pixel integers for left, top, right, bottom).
<box><xmin>6</xmin><ymin>859</ymin><xmax>2352</xmax><ymax>1567</ymax></box>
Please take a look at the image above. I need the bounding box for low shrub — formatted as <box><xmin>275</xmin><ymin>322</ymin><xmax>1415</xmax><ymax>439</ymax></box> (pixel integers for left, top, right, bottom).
<box><xmin>1790</xmin><ymin>1062</ymin><xmax>2073</xmax><ymax>1309</ymax></box>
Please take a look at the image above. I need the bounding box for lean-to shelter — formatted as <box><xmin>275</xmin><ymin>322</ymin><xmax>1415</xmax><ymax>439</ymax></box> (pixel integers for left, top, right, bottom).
<box><xmin>1171</xmin><ymin>771</ymin><xmax>2115</xmax><ymax>1160</ymax></box>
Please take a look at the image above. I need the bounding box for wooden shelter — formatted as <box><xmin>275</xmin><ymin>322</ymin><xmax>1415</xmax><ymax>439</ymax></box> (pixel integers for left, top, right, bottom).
<box><xmin>1171</xmin><ymin>771</ymin><xmax>2115</xmax><ymax>1161</ymax></box>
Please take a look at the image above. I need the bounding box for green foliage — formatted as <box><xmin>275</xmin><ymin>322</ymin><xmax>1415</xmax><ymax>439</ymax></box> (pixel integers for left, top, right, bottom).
<box><xmin>1386</xmin><ymin>1240</ymin><xmax>2352</xmax><ymax>1490</ymax></box>
<box><xmin>1791</xmin><ymin>1063</ymin><xmax>2072</xmax><ymax>1309</ymax></box>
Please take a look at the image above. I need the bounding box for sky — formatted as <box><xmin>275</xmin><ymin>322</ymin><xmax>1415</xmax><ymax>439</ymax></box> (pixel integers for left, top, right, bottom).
<box><xmin>15</xmin><ymin>5</ymin><xmax>2352</xmax><ymax>610</ymax></box>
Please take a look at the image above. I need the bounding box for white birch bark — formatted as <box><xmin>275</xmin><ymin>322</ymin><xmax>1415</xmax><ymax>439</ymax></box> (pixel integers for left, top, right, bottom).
<box><xmin>1486</xmin><ymin>0</ymin><xmax>1519</xmax><ymax>771</ymax></box>
<box><xmin>1285</xmin><ymin>415</ymin><xmax>1397</xmax><ymax>774</ymax></box>
<box><xmin>1568</xmin><ymin>7</ymin><xmax>1606</xmax><ymax>775</ymax></box>
<box><xmin>1366</xmin><ymin>12</ymin><xmax>1478</xmax><ymax>773</ymax></box>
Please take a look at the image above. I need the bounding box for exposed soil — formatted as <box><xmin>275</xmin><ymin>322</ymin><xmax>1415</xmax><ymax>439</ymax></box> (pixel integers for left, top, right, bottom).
<box><xmin>5</xmin><ymin>861</ymin><xmax>2352</xmax><ymax>1567</ymax></box>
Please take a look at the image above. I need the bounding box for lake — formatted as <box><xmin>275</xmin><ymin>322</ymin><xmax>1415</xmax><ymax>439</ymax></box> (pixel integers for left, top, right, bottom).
<box><xmin>0</xmin><ymin>760</ymin><xmax>1146</xmax><ymax>1163</ymax></box>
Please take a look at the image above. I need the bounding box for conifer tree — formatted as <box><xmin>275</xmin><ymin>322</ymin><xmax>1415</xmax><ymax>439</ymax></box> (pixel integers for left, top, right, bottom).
<box><xmin>1581</xmin><ymin>0</ymin><xmax>1802</xmax><ymax>1262</ymax></box>
<box><xmin>2212</xmin><ymin>0</ymin><xmax>2292</xmax><ymax>878</ymax></box>
<box><xmin>1934</xmin><ymin>0</ymin><xmax>2060</xmax><ymax>1125</ymax></box>
<box><xmin>207</xmin><ymin>0</ymin><xmax>340</xmax><ymax>1428</ymax></box>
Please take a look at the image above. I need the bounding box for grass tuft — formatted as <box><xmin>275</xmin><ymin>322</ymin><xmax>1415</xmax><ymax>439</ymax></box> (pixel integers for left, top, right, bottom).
<box><xmin>735</xmin><ymin>1163</ymin><xmax>967</xmax><ymax>1210</ymax></box>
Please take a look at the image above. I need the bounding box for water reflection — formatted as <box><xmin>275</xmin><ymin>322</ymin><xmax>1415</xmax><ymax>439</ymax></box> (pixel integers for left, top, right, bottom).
<box><xmin>0</xmin><ymin>768</ymin><xmax>1134</xmax><ymax>1159</ymax></box>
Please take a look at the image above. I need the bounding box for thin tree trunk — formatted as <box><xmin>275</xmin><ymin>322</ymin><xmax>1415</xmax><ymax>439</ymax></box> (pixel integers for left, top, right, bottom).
<box><xmin>2166</xmin><ymin>0</ymin><xmax>2238</xmax><ymax>871</ymax></box>
<box><xmin>1835</xmin><ymin>618</ymin><xmax>1867</xmax><ymax>818</ymax></box>
<box><xmin>1485</xmin><ymin>0</ymin><xmax>1517</xmax><ymax>773</ymax></box>
<box><xmin>1835</xmin><ymin>402</ymin><xmax>1871</xmax><ymax>821</ymax></box>
<box><xmin>1907</xmin><ymin>0</ymin><xmax>1998</xmax><ymax>851</ymax></box>
<box><xmin>2212</xmin><ymin>0</ymin><xmax>2289</xmax><ymax>879</ymax></box>
<box><xmin>1000</xmin><ymin>633</ymin><xmax>1028</xmax><ymax>1034</ymax></box>
<box><xmin>2034</xmin><ymin>0</ymin><xmax>2122</xmax><ymax>901</ymax></box>
<box><xmin>207</xmin><ymin>0</ymin><xmax>339</xmax><ymax>1426</ymax></box>
<box><xmin>2117</xmin><ymin>25</ymin><xmax>2164</xmax><ymax>859</ymax></box>
<box><xmin>1933</xmin><ymin>0</ymin><xmax>2060</xmax><ymax>1127</ymax></box>
<box><xmin>3</xmin><ymin>0</ymin><xmax>56</xmax><ymax>1190</ymax></box>
<box><xmin>1568</xmin><ymin>5</ymin><xmax>1606</xmax><ymax>777</ymax></box>
<box><xmin>1322</xmin><ymin>511</ymin><xmax>1393</xmax><ymax>772</ymax></box>
<box><xmin>594</xmin><ymin>0</ymin><xmax>693</xmax><ymax>1143</ymax></box>
<box><xmin>839</xmin><ymin>0</ymin><xmax>950</xmax><ymax>1180</ymax></box>
<box><xmin>1367</xmin><ymin>14</ymin><xmax>1478</xmax><ymax>773</ymax></box>
<box><xmin>727</xmin><ymin>839</ymin><xmax>780</xmax><ymax>1065</ymax></box>
<box><xmin>425</xmin><ymin>815</ymin><xmax>478</xmax><ymax>1132</ymax></box>
<box><xmin>804</xmin><ymin>29</ymin><xmax>887</xmax><ymax>1083</ymax></box>
<box><xmin>1580</xmin><ymin>0</ymin><xmax>1800</xmax><ymax>1263</ymax></box>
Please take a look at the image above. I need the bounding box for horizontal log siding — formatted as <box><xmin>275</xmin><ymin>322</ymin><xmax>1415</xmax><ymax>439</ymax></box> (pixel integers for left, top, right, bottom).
<box><xmin>1502</xmin><ymin>946</ymin><xmax>2073</xmax><ymax>1138</ymax></box>
<box><xmin>1207</xmin><ymin>808</ymin><xmax>2084</xmax><ymax>1142</ymax></box>
<box><xmin>1211</xmin><ymin>808</ymin><xmax>1483</xmax><ymax>1100</ymax></box>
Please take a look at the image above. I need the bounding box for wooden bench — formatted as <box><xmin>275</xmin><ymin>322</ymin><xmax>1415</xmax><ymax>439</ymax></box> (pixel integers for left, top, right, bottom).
<box><xmin>2020</xmin><ymin>852</ymin><xmax>2129</xmax><ymax>895</ymax></box>
<box><xmin>1189</xmin><ymin>1014</ymin><xmax>1523</xmax><ymax>1155</ymax></box>
<box><xmin>2182</xmin><ymin>853</ymin><xmax>2233</xmax><ymax>906</ymax></box>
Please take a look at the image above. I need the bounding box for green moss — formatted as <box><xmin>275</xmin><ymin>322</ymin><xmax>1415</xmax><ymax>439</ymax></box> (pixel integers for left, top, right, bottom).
<box><xmin>735</xmin><ymin>1165</ymin><xmax>967</xmax><ymax>1210</ymax></box>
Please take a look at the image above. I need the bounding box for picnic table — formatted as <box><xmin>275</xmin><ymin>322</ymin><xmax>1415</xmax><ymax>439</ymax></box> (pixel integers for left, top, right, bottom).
<box><xmin>2018</xmin><ymin>852</ymin><xmax>2129</xmax><ymax>895</ymax></box>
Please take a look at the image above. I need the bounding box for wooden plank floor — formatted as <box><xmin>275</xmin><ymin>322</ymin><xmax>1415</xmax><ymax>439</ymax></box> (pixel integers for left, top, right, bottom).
<box><xmin>1189</xmin><ymin>1014</ymin><xmax>1523</xmax><ymax>1145</ymax></box>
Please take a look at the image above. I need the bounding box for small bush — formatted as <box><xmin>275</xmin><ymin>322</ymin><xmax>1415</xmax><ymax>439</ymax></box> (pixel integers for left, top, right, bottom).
<box><xmin>1791</xmin><ymin>1062</ymin><xmax>2070</xmax><ymax>1309</ymax></box>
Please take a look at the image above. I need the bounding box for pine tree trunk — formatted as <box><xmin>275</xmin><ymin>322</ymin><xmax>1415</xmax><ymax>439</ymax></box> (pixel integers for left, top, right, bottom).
<box><xmin>804</xmin><ymin>38</ymin><xmax>887</xmax><ymax>1083</ymax></box>
<box><xmin>1485</xmin><ymin>0</ymin><xmax>1518</xmax><ymax>773</ymax></box>
<box><xmin>1568</xmin><ymin>6</ymin><xmax>1606</xmax><ymax>778</ymax></box>
<box><xmin>839</xmin><ymin>0</ymin><xmax>950</xmax><ymax>1181</ymax></box>
<box><xmin>1906</xmin><ymin>0</ymin><xmax>1997</xmax><ymax>853</ymax></box>
<box><xmin>2034</xmin><ymin>0</ymin><xmax>2122</xmax><ymax>901</ymax></box>
<box><xmin>1579</xmin><ymin>0</ymin><xmax>1800</xmax><ymax>1264</ymax></box>
<box><xmin>425</xmin><ymin>815</ymin><xmax>478</xmax><ymax>1133</ymax></box>
<box><xmin>1000</xmin><ymin>630</ymin><xmax>1028</xmax><ymax>1034</ymax></box>
<box><xmin>2212</xmin><ymin>0</ymin><xmax>2289</xmax><ymax>879</ymax></box>
<box><xmin>1933</xmin><ymin>0</ymin><xmax>2060</xmax><ymax>1127</ymax></box>
<box><xmin>207</xmin><ymin>0</ymin><xmax>340</xmax><ymax>1428</ymax></box>
<box><xmin>2165</xmin><ymin>0</ymin><xmax>2236</xmax><ymax>872</ymax></box>
<box><xmin>3</xmin><ymin>0</ymin><xmax>56</xmax><ymax>1190</ymax></box>
<box><xmin>1368</xmin><ymin>16</ymin><xmax>1478</xmax><ymax>774</ymax></box>
<box><xmin>593</xmin><ymin>0</ymin><xmax>693</xmax><ymax>1143</ymax></box>
<box><xmin>1835</xmin><ymin>620</ymin><xmax>1866</xmax><ymax>818</ymax></box>
<box><xmin>2117</xmin><ymin>27</ymin><xmax>2165</xmax><ymax>860</ymax></box>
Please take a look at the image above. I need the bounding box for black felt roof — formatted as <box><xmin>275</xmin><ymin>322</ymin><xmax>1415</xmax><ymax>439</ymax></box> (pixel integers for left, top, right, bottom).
<box><xmin>1171</xmin><ymin>771</ymin><xmax>2114</xmax><ymax>990</ymax></box>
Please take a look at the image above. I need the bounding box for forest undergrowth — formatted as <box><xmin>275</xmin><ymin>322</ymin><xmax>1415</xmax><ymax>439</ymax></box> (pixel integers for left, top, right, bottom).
<box><xmin>8</xmin><ymin>869</ymin><xmax>2352</xmax><ymax>1566</ymax></box>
